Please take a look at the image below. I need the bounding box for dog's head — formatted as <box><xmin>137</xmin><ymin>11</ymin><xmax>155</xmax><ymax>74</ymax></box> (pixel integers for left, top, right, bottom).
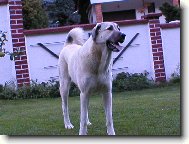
<box><xmin>91</xmin><ymin>22</ymin><xmax>126</xmax><ymax>52</ymax></box>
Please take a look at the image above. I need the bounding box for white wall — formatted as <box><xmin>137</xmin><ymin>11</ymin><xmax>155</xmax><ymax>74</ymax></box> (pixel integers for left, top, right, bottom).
<box><xmin>25</xmin><ymin>23</ymin><xmax>156</xmax><ymax>83</ymax></box>
<box><xmin>0</xmin><ymin>5</ymin><xmax>16</xmax><ymax>85</ymax></box>
<box><xmin>25</xmin><ymin>30</ymin><xmax>92</xmax><ymax>83</ymax></box>
<box><xmin>25</xmin><ymin>33</ymin><xmax>65</xmax><ymax>83</ymax></box>
<box><xmin>112</xmin><ymin>24</ymin><xmax>154</xmax><ymax>80</ymax></box>
<box><xmin>90</xmin><ymin>0</ymin><xmax>123</xmax><ymax>4</ymax></box>
<box><xmin>161</xmin><ymin>26</ymin><xmax>180</xmax><ymax>80</ymax></box>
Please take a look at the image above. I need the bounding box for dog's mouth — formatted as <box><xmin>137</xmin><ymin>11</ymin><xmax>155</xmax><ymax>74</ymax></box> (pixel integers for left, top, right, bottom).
<box><xmin>106</xmin><ymin>41</ymin><xmax>124</xmax><ymax>52</ymax></box>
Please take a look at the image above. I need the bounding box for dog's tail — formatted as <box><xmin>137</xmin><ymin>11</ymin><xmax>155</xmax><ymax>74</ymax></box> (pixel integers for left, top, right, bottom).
<box><xmin>64</xmin><ymin>27</ymin><xmax>85</xmax><ymax>46</ymax></box>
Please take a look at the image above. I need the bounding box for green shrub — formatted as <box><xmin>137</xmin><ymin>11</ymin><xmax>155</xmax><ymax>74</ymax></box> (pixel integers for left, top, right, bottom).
<box><xmin>0</xmin><ymin>84</ymin><xmax>3</xmax><ymax>93</ymax></box>
<box><xmin>69</xmin><ymin>82</ymin><xmax>80</xmax><ymax>97</ymax></box>
<box><xmin>0</xmin><ymin>80</ymin><xmax>56</xmax><ymax>99</ymax></box>
<box><xmin>47</xmin><ymin>81</ymin><xmax>60</xmax><ymax>98</ymax></box>
<box><xmin>0</xmin><ymin>86</ymin><xmax>17</xmax><ymax>99</ymax></box>
<box><xmin>170</xmin><ymin>76</ymin><xmax>180</xmax><ymax>83</ymax></box>
<box><xmin>113</xmin><ymin>72</ymin><xmax>153</xmax><ymax>92</ymax></box>
<box><xmin>170</xmin><ymin>64</ymin><xmax>180</xmax><ymax>83</ymax></box>
<box><xmin>0</xmin><ymin>80</ymin><xmax>81</xmax><ymax>100</ymax></box>
<box><xmin>3</xmin><ymin>70</ymin><xmax>179</xmax><ymax>99</ymax></box>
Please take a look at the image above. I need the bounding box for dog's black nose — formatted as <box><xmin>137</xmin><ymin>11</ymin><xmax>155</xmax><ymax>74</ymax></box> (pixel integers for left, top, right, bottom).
<box><xmin>121</xmin><ymin>33</ymin><xmax>126</xmax><ymax>40</ymax></box>
<box><xmin>119</xmin><ymin>33</ymin><xmax>126</xmax><ymax>43</ymax></box>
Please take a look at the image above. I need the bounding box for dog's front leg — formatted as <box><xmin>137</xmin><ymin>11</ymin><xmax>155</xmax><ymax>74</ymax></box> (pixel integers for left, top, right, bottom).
<box><xmin>103</xmin><ymin>92</ymin><xmax>115</xmax><ymax>135</ymax></box>
<box><xmin>79</xmin><ymin>92</ymin><xmax>89</xmax><ymax>135</ymax></box>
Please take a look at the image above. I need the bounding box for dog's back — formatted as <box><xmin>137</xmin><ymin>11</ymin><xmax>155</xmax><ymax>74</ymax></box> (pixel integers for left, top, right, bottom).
<box><xmin>59</xmin><ymin>27</ymin><xmax>85</xmax><ymax>64</ymax></box>
<box><xmin>58</xmin><ymin>27</ymin><xmax>85</xmax><ymax>91</ymax></box>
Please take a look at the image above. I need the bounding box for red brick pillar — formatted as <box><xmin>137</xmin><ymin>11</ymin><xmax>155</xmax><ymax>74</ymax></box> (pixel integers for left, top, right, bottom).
<box><xmin>173</xmin><ymin>0</ymin><xmax>180</xmax><ymax>7</ymax></box>
<box><xmin>142</xmin><ymin>13</ymin><xmax>166</xmax><ymax>82</ymax></box>
<box><xmin>9</xmin><ymin>0</ymin><xmax>30</xmax><ymax>87</ymax></box>
<box><xmin>94</xmin><ymin>3</ymin><xmax>103</xmax><ymax>23</ymax></box>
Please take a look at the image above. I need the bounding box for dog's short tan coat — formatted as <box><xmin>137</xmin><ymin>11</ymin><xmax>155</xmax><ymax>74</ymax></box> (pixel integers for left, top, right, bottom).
<box><xmin>58</xmin><ymin>22</ymin><xmax>125</xmax><ymax>135</ymax></box>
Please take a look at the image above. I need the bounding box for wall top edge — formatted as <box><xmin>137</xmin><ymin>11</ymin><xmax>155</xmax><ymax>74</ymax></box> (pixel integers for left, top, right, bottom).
<box><xmin>24</xmin><ymin>19</ymin><xmax>148</xmax><ymax>36</ymax></box>
<box><xmin>160</xmin><ymin>22</ymin><xmax>180</xmax><ymax>29</ymax></box>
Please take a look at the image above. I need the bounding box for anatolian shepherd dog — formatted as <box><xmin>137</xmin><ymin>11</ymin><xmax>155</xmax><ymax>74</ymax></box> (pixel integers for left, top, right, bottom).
<box><xmin>58</xmin><ymin>22</ymin><xmax>126</xmax><ymax>135</ymax></box>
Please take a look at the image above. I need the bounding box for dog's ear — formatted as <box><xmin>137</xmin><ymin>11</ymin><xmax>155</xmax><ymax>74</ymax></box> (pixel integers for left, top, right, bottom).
<box><xmin>92</xmin><ymin>23</ymin><xmax>101</xmax><ymax>41</ymax></box>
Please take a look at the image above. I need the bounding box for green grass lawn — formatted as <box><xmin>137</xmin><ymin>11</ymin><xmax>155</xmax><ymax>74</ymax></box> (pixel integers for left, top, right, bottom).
<box><xmin>0</xmin><ymin>84</ymin><xmax>180</xmax><ymax>136</ymax></box>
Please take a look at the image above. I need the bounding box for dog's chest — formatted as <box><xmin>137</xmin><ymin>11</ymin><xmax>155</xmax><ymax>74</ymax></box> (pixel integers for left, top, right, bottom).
<box><xmin>92</xmin><ymin>73</ymin><xmax>111</xmax><ymax>91</ymax></box>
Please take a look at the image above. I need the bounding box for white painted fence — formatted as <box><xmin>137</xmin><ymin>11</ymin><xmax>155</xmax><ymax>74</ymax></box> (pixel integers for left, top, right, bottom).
<box><xmin>25</xmin><ymin>28</ymin><xmax>92</xmax><ymax>83</ymax></box>
<box><xmin>161</xmin><ymin>26</ymin><xmax>180</xmax><ymax>80</ymax></box>
<box><xmin>24</xmin><ymin>21</ymin><xmax>180</xmax><ymax>83</ymax></box>
<box><xmin>112</xmin><ymin>24</ymin><xmax>154</xmax><ymax>80</ymax></box>
<box><xmin>0</xmin><ymin>4</ymin><xmax>16</xmax><ymax>85</ymax></box>
<box><xmin>26</xmin><ymin>24</ymin><xmax>154</xmax><ymax>83</ymax></box>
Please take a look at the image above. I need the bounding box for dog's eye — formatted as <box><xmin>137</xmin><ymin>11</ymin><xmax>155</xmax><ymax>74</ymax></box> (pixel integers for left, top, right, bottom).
<box><xmin>106</xmin><ymin>25</ymin><xmax>113</xmax><ymax>31</ymax></box>
<box><xmin>117</xmin><ymin>25</ymin><xmax>120</xmax><ymax>31</ymax></box>
<box><xmin>96</xmin><ymin>24</ymin><xmax>101</xmax><ymax>31</ymax></box>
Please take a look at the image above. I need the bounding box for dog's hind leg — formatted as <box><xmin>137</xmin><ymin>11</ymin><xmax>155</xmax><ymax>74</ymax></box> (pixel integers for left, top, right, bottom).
<box><xmin>102</xmin><ymin>92</ymin><xmax>115</xmax><ymax>135</ymax></box>
<box><xmin>86</xmin><ymin>111</ymin><xmax>92</xmax><ymax>126</ymax></box>
<box><xmin>79</xmin><ymin>92</ymin><xmax>89</xmax><ymax>135</ymax></box>
<box><xmin>59</xmin><ymin>59</ymin><xmax>74</xmax><ymax>129</ymax></box>
<box><xmin>60</xmin><ymin>79</ymin><xmax>74</xmax><ymax>129</ymax></box>
<box><xmin>86</xmin><ymin>98</ymin><xmax>92</xmax><ymax>126</ymax></box>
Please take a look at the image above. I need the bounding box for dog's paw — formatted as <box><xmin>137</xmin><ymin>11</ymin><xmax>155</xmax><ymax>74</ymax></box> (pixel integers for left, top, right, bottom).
<box><xmin>107</xmin><ymin>130</ymin><xmax>115</xmax><ymax>135</ymax></box>
<box><xmin>79</xmin><ymin>130</ymin><xmax>87</xmax><ymax>135</ymax></box>
<box><xmin>108</xmin><ymin>131</ymin><xmax>115</xmax><ymax>135</ymax></box>
<box><xmin>87</xmin><ymin>121</ymin><xmax>92</xmax><ymax>126</ymax></box>
<box><xmin>107</xmin><ymin>128</ymin><xmax>115</xmax><ymax>135</ymax></box>
<box><xmin>65</xmin><ymin>123</ymin><xmax>74</xmax><ymax>129</ymax></box>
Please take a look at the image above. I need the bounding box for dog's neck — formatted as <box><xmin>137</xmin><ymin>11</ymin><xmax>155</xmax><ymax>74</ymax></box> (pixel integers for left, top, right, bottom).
<box><xmin>90</xmin><ymin>37</ymin><xmax>112</xmax><ymax>74</ymax></box>
<box><xmin>80</xmin><ymin>36</ymin><xmax>112</xmax><ymax>75</ymax></box>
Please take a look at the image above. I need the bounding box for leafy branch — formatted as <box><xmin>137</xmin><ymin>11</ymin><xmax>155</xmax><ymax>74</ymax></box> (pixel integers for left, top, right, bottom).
<box><xmin>0</xmin><ymin>31</ymin><xmax>8</xmax><ymax>56</ymax></box>
<box><xmin>0</xmin><ymin>31</ymin><xmax>23</xmax><ymax>61</ymax></box>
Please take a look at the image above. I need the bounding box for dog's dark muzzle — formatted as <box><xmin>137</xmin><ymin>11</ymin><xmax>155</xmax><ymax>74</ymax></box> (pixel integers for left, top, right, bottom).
<box><xmin>107</xmin><ymin>32</ymin><xmax>126</xmax><ymax>52</ymax></box>
<box><xmin>119</xmin><ymin>33</ymin><xmax>126</xmax><ymax>43</ymax></box>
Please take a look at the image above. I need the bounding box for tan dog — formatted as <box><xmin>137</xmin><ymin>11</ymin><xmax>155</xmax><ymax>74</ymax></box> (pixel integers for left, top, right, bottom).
<box><xmin>58</xmin><ymin>22</ymin><xmax>126</xmax><ymax>135</ymax></box>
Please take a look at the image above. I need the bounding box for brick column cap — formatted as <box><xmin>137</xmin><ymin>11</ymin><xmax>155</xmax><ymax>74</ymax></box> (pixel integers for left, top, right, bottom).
<box><xmin>0</xmin><ymin>0</ymin><xmax>8</xmax><ymax>5</ymax></box>
<box><xmin>141</xmin><ymin>13</ymin><xmax>162</xmax><ymax>20</ymax></box>
<box><xmin>173</xmin><ymin>0</ymin><xmax>180</xmax><ymax>6</ymax></box>
<box><xmin>94</xmin><ymin>3</ymin><xmax>103</xmax><ymax>23</ymax></box>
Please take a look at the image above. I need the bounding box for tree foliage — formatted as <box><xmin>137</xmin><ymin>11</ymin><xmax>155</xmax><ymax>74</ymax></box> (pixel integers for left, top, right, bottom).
<box><xmin>22</xmin><ymin>0</ymin><xmax>49</xmax><ymax>29</ymax></box>
<box><xmin>45</xmin><ymin>0</ymin><xmax>80</xmax><ymax>26</ymax></box>
<box><xmin>159</xmin><ymin>2</ymin><xmax>180</xmax><ymax>23</ymax></box>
